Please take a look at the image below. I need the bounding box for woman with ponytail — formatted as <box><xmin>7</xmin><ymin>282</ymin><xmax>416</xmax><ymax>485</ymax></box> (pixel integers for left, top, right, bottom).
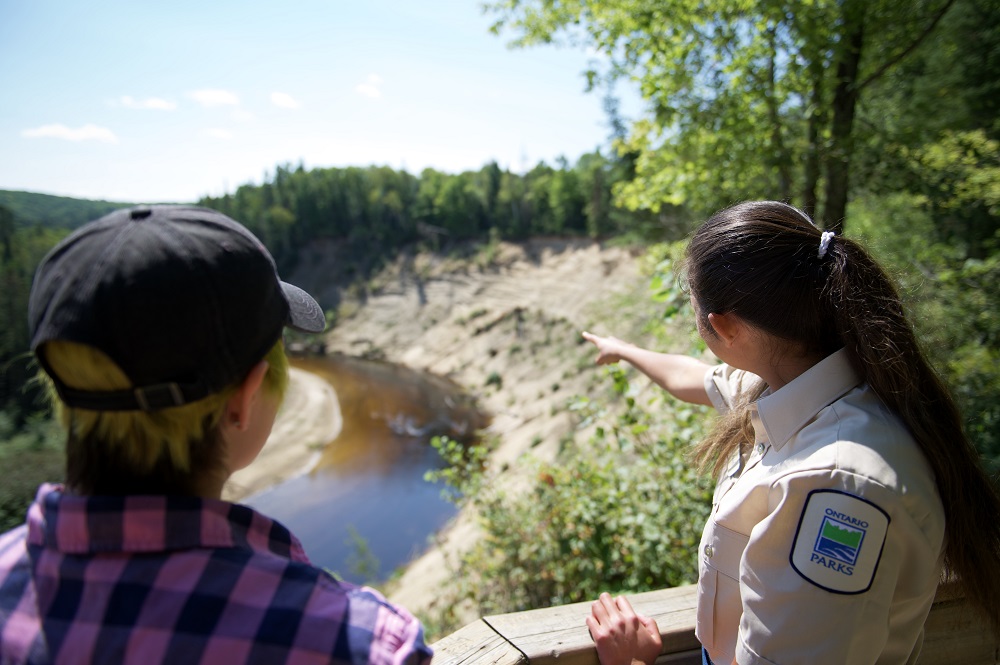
<box><xmin>582</xmin><ymin>201</ymin><xmax>1000</xmax><ymax>665</ymax></box>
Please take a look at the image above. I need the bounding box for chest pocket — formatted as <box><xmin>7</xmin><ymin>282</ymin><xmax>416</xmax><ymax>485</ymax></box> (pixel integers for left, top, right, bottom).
<box><xmin>697</xmin><ymin>520</ymin><xmax>751</xmax><ymax>652</ymax></box>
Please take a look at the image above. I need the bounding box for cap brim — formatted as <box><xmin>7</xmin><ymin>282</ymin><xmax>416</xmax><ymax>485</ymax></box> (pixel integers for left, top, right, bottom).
<box><xmin>281</xmin><ymin>282</ymin><xmax>326</xmax><ymax>333</ymax></box>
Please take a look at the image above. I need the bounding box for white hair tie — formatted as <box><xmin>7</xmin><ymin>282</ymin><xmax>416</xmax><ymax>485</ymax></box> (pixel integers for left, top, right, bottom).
<box><xmin>818</xmin><ymin>231</ymin><xmax>835</xmax><ymax>259</ymax></box>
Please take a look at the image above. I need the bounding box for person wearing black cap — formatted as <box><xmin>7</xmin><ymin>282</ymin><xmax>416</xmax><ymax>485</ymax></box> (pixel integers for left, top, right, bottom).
<box><xmin>0</xmin><ymin>206</ymin><xmax>433</xmax><ymax>665</ymax></box>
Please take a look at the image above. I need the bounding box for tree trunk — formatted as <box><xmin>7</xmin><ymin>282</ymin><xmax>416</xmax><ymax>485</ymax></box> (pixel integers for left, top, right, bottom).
<box><xmin>801</xmin><ymin>59</ymin><xmax>824</xmax><ymax>219</ymax></box>
<box><xmin>822</xmin><ymin>1</ymin><xmax>866</xmax><ymax>233</ymax></box>
<box><xmin>766</xmin><ymin>25</ymin><xmax>793</xmax><ymax>202</ymax></box>
<box><xmin>0</xmin><ymin>206</ymin><xmax>13</xmax><ymax>262</ymax></box>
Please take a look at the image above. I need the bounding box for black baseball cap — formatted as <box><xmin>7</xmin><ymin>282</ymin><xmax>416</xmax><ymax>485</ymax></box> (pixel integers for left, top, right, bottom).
<box><xmin>29</xmin><ymin>205</ymin><xmax>326</xmax><ymax>411</ymax></box>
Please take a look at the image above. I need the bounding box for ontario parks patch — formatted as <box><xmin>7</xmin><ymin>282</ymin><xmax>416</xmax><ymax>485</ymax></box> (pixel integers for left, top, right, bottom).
<box><xmin>790</xmin><ymin>489</ymin><xmax>889</xmax><ymax>594</ymax></box>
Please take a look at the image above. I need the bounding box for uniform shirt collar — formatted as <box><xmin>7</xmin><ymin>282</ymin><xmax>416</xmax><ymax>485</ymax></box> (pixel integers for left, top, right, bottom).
<box><xmin>752</xmin><ymin>348</ymin><xmax>862</xmax><ymax>452</ymax></box>
<box><xmin>25</xmin><ymin>483</ymin><xmax>309</xmax><ymax>563</ymax></box>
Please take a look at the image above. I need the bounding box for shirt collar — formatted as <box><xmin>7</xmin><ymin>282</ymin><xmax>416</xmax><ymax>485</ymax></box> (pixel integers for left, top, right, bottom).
<box><xmin>26</xmin><ymin>483</ymin><xmax>309</xmax><ymax>563</ymax></box>
<box><xmin>752</xmin><ymin>348</ymin><xmax>862</xmax><ymax>452</ymax></box>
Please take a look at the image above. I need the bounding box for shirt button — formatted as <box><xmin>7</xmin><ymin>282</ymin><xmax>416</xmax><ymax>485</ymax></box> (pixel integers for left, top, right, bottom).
<box><xmin>704</xmin><ymin>544</ymin><xmax>714</xmax><ymax>558</ymax></box>
<box><xmin>756</xmin><ymin>442</ymin><xmax>766</xmax><ymax>455</ymax></box>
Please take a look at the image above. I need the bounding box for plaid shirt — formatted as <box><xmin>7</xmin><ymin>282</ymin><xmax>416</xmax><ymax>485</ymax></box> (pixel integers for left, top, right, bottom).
<box><xmin>0</xmin><ymin>484</ymin><xmax>433</xmax><ymax>665</ymax></box>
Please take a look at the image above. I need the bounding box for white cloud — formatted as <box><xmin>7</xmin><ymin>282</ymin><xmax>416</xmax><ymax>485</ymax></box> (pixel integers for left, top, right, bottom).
<box><xmin>355</xmin><ymin>74</ymin><xmax>383</xmax><ymax>99</ymax></box>
<box><xmin>270</xmin><ymin>92</ymin><xmax>300</xmax><ymax>109</ymax></box>
<box><xmin>202</xmin><ymin>128</ymin><xmax>233</xmax><ymax>140</ymax></box>
<box><xmin>119</xmin><ymin>95</ymin><xmax>177</xmax><ymax>110</ymax></box>
<box><xmin>187</xmin><ymin>89</ymin><xmax>240</xmax><ymax>107</ymax></box>
<box><xmin>21</xmin><ymin>123</ymin><xmax>118</xmax><ymax>143</ymax></box>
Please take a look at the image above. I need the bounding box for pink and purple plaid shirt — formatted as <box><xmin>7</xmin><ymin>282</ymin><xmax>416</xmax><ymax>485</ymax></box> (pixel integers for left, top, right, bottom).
<box><xmin>0</xmin><ymin>484</ymin><xmax>433</xmax><ymax>665</ymax></box>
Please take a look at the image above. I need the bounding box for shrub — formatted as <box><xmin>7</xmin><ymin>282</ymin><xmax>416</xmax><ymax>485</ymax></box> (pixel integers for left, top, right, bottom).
<box><xmin>850</xmin><ymin>193</ymin><xmax>1000</xmax><ymax>474</ymax></box>
<box><xmin>425</xmin><ymin>366</ymin><xmax>712</xmax><ymax>628</ymax></box>
<box><xmin>484</xmin><ymin>371</ymin><xmax>503</xmax><ymax>389</ymax></box>
<box><xmin>0</xmin><ymin>409</ymin><xmax>64</xmax><ymax>533</ymax></box>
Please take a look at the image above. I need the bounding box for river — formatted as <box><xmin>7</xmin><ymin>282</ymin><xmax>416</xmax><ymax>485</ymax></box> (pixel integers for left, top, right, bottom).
<box><xmin>244</xmin><ymin>354</ymin><xmax>489</xmax><ymax>584</ymax></box>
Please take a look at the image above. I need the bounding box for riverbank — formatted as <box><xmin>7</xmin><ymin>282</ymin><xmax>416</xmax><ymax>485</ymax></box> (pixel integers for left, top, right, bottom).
<box><xmin>226</xmin><ymin>237</ymin><xmax>657</xmax><ymax>633</ymax></box>
<box><xmin>289</xmin><ymin>237</ymin><xmax>655</xmax><ymax>630</ymax></box>
<box><xmin>222</xmin><ymin>367</ymin><xmax>342</xmax><ymax>503</ymax></box>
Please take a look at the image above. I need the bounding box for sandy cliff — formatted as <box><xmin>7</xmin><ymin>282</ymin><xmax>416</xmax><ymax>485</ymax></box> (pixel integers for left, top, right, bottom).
<box><xmin>232</xmin><ymin>238</ymin><xmax>653</xmax><ymax>626</ymax></box>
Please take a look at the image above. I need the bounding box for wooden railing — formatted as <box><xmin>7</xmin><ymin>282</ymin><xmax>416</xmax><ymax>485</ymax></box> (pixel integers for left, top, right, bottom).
<box><xmin>431</xmin><ymin>581</ymin><xmax>999</xmax><ymax>665</ymax></box>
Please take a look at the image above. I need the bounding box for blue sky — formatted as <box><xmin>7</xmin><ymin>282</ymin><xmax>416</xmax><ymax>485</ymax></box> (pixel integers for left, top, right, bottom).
<box><xmin>0</xmin><ymin>0</ymin><xmax>640</xmax><ymax>203</ymax></box>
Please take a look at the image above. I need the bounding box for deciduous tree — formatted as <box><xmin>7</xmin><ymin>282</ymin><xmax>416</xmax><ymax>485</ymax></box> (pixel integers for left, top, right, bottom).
<box><xmin>487</xmin><ymin>0</ymin><xmax>959</xmax><ymax>231</ymax></box>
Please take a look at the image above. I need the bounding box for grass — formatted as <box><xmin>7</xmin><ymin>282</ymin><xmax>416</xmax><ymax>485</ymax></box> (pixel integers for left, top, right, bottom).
<box><xmin>0</xmin><ymin>410</ymin><xmax>64</xmax><ymax>533</ymax></box>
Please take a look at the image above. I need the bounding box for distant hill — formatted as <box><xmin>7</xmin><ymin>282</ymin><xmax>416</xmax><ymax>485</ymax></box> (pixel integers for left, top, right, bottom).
<box><xmin>0</xmin><ymin>190</ymin><xmax>140</xmax><ymax>229</ymax></box>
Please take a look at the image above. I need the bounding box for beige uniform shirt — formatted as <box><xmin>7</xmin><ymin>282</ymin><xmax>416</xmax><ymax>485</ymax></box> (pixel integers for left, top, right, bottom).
<box><xmin>696</xmin><ymin>349</ymin><xmax>945</xmax><ymax>665</ymax></box>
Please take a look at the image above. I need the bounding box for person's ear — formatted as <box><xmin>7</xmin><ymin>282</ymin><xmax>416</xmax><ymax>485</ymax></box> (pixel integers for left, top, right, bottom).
<box><xmin>707</xmin><ymin>312</ymin><xmax>742</xmax><ymax>348</ymax></box>
<box><xmin>224</xmin><ymin>360</ymin><xmax>269</xmax><ymax>432</ymax></box>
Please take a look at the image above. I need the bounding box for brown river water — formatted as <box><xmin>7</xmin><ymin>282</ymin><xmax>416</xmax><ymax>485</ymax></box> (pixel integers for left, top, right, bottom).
<box><xmin>243</xmin><ymin>354</ymin><xmax>489</xmax><ymax>584</ymax></box>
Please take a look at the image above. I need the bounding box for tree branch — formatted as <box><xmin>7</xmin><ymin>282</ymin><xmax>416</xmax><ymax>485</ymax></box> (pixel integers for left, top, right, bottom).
<box><xmin>857</xmin><ymin>0</ymin><xmax>958</xmax><ymax>92</ymax></box>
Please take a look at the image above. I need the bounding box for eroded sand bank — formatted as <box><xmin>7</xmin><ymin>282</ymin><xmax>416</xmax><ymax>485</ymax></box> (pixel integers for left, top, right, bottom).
<box><xmin>225</xmin><ymin>239</ymin><xmax>652</xmax><ymax>629</ymax></box>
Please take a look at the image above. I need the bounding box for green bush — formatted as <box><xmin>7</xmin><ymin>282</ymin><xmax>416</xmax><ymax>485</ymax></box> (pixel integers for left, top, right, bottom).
<box><xmin>484</xmin><ymin>371</ymin><xmax>503</xmax><ymax>389</ymax></box>
<box><xmin>850</xmin><ymin>193</ymin><xmax>1000</xmax><ymax>474</ymax></box>
<box><xmin>0</xmin><ymin>409</ymin><xmax>64</xmax><ymax>533</ymax></box>
<box><xmin>425</xmin><ymin>366</ymin><xmax>712</xmax><ymax>630</ymax></box>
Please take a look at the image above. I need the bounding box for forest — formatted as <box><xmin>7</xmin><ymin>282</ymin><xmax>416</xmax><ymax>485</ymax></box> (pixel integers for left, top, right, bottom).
<box><xmin>0</xmin><ymin>0</ymin><xmax>997</xmax><ymax>625</ymax></box>
<box><xmin>0</xmin><ymin>150</ymin><xmax>644</xmax><ymax>418</ymax></box>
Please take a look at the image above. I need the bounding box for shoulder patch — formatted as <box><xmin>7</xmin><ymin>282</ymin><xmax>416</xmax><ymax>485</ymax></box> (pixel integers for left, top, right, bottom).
<box><xmin>790</xmin><ymin>489</ymin><xmax>889</xmax><ymax>594</ymax></box>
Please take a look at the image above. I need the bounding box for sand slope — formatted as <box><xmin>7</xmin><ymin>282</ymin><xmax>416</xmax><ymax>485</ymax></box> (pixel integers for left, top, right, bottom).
<box><xmin>236</xmin><ymin>238</ymin><xmax>652</xmax><ymax>624</ymax></box>
<box><xmin>223</xmin><ymin>367</ymin><xmax>342</xmax><ymax>503</ymax></box>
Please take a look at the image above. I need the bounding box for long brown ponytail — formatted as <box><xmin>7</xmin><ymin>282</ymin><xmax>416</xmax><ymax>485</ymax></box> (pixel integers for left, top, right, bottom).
<box><xmin>686</xmin><ymin>200</ymin><xmax>1000</xmax><ymax>630</ymax></box>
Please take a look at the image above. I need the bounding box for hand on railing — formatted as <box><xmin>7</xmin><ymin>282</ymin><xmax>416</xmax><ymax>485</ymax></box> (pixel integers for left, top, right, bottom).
<box><xmin>586</xmin><ymin>593</ymin><xmax>663</xmax><ymax>665</ymax></box>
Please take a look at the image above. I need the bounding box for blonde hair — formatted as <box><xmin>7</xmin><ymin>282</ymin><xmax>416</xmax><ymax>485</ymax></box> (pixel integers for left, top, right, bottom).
<box><xmin>40</xmin><ymin>339</ymin><xmax>289</xmax><ymax>494</ymax></box>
